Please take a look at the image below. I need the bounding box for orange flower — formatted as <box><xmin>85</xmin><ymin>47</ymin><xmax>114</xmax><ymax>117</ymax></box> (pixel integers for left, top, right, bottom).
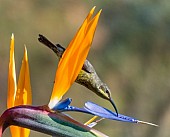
<box><xmin>48</xmin><ymin>7</ymin><xmax>102</xmax><ymax>109</ymax></box>
<box><xmin>7</xmin><ymin>34</ymin><xmax>32</xmax><ymax>137</ymax></box>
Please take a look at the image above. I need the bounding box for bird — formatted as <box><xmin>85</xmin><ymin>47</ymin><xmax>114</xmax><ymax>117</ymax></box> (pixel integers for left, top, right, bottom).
<box><xmin>38</xmin><ymin>34</ymin><xmax>118</xmax><ymax>116</ymax></box>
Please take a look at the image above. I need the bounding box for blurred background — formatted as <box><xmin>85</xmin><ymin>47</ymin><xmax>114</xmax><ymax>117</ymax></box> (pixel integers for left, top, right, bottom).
<box><xmin>0</xmin><ymin>0</ymin><xmax>170</xmax><ymax>137</ymax></box>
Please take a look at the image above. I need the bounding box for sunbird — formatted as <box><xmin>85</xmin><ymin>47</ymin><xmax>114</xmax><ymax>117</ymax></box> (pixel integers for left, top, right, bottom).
<box><xmin>38</xmin><ymin>34</ymin><xmax>118</xmax><ymax>116</ymax></box>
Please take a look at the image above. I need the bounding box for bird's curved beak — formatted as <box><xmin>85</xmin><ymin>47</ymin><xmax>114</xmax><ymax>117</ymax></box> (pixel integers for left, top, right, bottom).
<box><xmin>109</xmin><ymin>98</ymin><xmax>118</xmax><ymax>116</ymax></box>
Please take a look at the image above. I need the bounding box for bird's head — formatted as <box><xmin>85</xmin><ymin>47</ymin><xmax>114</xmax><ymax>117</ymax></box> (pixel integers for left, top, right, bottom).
<box><xmin>98</xmin><ymin>83</ymin><xmax>118</xmax><ymax>116</ymax></box>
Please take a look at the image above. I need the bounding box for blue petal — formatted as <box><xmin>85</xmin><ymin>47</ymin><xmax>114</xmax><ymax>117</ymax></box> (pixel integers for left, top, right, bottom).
<box><xmin>58</xmin><ymin>99</ymin><xmax>138</xmax><ymax>123</ymax></box>
<box><xmin>63</xmin><ymin>105</ymin><xmax>90</xmax><ymax>114</ymax></box>
<box><xmin>53</xmin><ymin>98</ymin><xmax>157</xmax><ymax>125</ymax></box>
<box><xmin>84</xmin><ymin>102</ymin><xmax>138</xmax><ymax>123</ymax></box>
<box><xmin>52</xmin><ymin>98</ymin><xmax>72</xmax><ymax>110</ymax></box>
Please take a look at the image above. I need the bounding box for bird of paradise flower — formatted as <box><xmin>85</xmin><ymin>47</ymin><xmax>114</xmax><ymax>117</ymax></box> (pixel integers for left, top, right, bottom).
<box><xmin>0</xmin><ymin>7</ymin><xmax>158</xmax><ymax>137</ymax></box>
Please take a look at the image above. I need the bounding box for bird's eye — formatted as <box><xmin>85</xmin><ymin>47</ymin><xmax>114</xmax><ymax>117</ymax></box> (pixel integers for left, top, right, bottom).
<box><xmin>105</xmin><ymin>89</ymin><xmax>111</xmax><ymax>97</ymax></box>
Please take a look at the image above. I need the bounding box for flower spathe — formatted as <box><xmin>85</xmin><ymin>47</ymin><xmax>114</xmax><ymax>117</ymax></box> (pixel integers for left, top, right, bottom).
<box><xmin>48</xmin><ymin>7</ymin><xmax>102</xmax><ymax>109</ymax></box>
<box><xmin>0</xmin><ymin>105</ymin><xmax>108</xmax><ymax>137</ymax></box>
<box><xmin>7</xmin><ymin>34</ymin><xmax>32</xmax><ymax>137</ymax></box>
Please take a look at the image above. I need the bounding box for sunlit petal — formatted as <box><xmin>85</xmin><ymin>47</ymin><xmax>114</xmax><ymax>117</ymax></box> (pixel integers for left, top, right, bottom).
<box><xmin>7</xmin><ymin>34</ymin><xmax>20</xmax><ymax>137</ymax></box>
<box><xmin>7</xmin><ymin>33</ymin><xmax>17</xmax><ymax>109</ymax></box>
<box><xmin>49</xmin><ymin>7</ymin><xmax>101</xmax><ymax>109</ymax></box>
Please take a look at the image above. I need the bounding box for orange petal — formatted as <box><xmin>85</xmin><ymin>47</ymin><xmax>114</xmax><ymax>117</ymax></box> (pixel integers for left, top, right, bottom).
<box><xmin>7</xmin><ymin>33</ymin><xmax>20</xmax><ymax>137</ymax></box>
<box><xmin>13</xmin><ymin>46</ymin><xmax>31</xmax><ymax>137</ymax></box>
<box><xmin>15</xmin><ymin>46</ymin><xmax>32</xmax><ymax>106</ymax></box>
<box><xmin>7</xmin><ymin>33</ymin><xmax>17</xmax><ymax>109</ymax></box>
<box><xmin>48</xmin><ymin>8</ymin><xmax>101</xmax><ymax>109</ymax></box>
<box><xmin>20</xmin><ymin>128</ymin><xmax>30</xmax><ymax>137</ymax></box>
